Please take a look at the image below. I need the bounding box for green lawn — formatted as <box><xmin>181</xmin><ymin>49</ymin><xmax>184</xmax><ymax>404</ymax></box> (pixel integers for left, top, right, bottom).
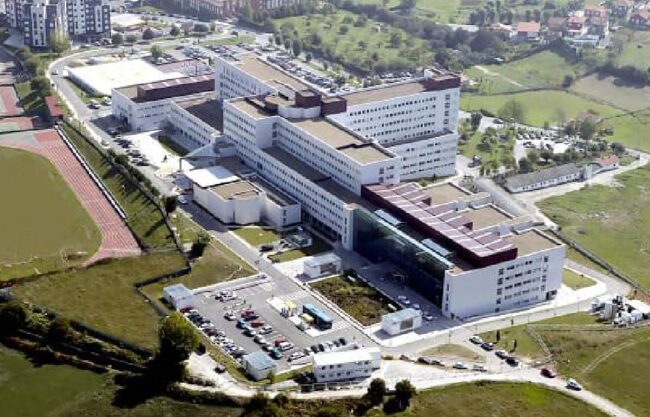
<box><xmin>563</xmin><ymin>269</ymin><xmax>596</xmax><ymax>290</ymax></box>
<box><xmin>0</xmin><ymin>147</ymin><xmax>101</xmax><ymax>280</ymax></box>
<box><xmin>275</xmin><ymin>11</ymin><xmax>433</xmax><ymax>73</ymax></box>
<box><xmin>617</xmin><ymin>29</ymin><xmax>650</xmax><ymax>71</ymax></box>
<box><xmin>372</xmin><ymin>382</ymin><xmax>607</xmax><ymax>417</ymax></box>
<box><xmin>419</xmin><ymin>344</ymin><xmax>484</xmax><ymax>362</ymax></box>
<box><xmin>570</xmin><ymin>74</ymin><xmax>650</xmax><ymax>112</ymax></box>
<box><xmin>461</xmin><ymin>90</ymin><xmax>622</xmax><ymax>127</ymax></box>
<box><xmin>268</xmin><ymin>235</ymin><xmax>332</xmax><ymax>263</ymax></box>
<box><xmin>13</xmin><ymin>252</ymin><xmax>187</xmax><ymax>348</ymax></box>
<box><xmin>352</xmin><ymin>0</ymin><xmax>463</xmax><ymax>23</ymax></box>
<box><xmin>203</xmin><ymin>35</ymin><xmax>255</xmax><ymax>47</ymax></box>
<box><xmin>539</xmin><ymin>165</ymin><xmax>650</xmax><ymax>290</ymax></box>
<box><xmin>63</xmin><ymin>123</ymin><xmax>176</xmax><ymax>249</ymax></box>
<box><xmin>311</xmin><ymin>275</ymin><xmax>394</xmax><ymax>326</ymax></box>
<box><xmin>457</xmin><ymin>130</ymin><xmax>515</xmax><ymax>170</ymax></box>
<box><xmin>465</xmin><ymin>50</ymin><xmax>587</xmax><ymax>94</ymax></box>
<box><xmin>233</xmin><ymin>226</ymin><xmax>281</xmax><ymax>246</ymax></box>
<box><xmin>15</xmin><ymin>82</ymin><xmax>45</xmax><ymax>115</ymax></box>
<box><xmin>0</xmin><ymin>346</ymin><xmax>242</xmax><ymax>417</ymax></box>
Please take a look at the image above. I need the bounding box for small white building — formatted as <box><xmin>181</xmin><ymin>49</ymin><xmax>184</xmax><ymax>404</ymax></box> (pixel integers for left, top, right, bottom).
<box><xmin>188</xmin><ymin>166</ymin><xmax>301</xmax><ymax>229</ymax></box>
<box><xmin>163</xmin><ymin>283</ymin><xmax>194</xmax><ymax>310</ymax></box>
<box><xmin>312</xmin><ymin>347</ymin><xmax>381</xmax><ymax>383</ymax></box>
<box><xmin>303</xmin><ymin>253</ymin><xmax>341</xmax><ymax>278</ymax></box>
<box><xmin>242</xmin><ymin>351</ymin><xmax>277</xmax><ymax>381</ymax></box>
<box><xmin>381</xmin><ymin>308</ymin><xmax>422</xmax><ymax>335</ymax></box>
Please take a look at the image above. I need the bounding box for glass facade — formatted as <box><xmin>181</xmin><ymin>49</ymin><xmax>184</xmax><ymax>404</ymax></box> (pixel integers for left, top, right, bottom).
<box><xmin>352</xmin><ymin>208</ymin><xmax>452</xmax><ymax>306</ymax></box>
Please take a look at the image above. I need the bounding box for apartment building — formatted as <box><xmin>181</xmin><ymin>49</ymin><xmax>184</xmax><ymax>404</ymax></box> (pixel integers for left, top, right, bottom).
<box><xmin>215</xmin><ymin>53</ymin><xmax>461</xmax><ymax>180</ymax></box>
<box><xmin>20</xmin><ymin>0</ymin><xmax>67</xmax><ymax>48</ymax></box>
<box><xmin>312</xmin><ymin>348</ymin><xmax>381</xmax><ymax>383</ymax></box>
<box><xmin>66</xmin><ymin>0</ymin><xmax>110</xmax><ymax>38</ymax></box>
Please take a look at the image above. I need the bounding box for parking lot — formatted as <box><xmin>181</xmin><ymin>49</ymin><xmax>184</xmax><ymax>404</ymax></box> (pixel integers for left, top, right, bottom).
<box><xmin>189</xmin><ymin>274</ymin><xmax>369</xmax><ymax>373</ymax></box>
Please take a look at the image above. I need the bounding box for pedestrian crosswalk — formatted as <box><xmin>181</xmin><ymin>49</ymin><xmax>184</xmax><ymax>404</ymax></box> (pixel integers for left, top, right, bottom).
<box><xmin>277</xmin><ymin>290</ymin><xmax>309</xmax><ymax>302</ymax></box>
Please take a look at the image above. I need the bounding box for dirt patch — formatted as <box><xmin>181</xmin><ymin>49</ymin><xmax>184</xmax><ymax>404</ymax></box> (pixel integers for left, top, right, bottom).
<box><xmin>572</xmin><ymin>73</ymin><xmax>650</xmax><ymax>112</ymax></box>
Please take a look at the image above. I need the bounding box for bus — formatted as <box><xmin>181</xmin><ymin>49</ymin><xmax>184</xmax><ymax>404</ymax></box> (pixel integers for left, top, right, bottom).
<box><xmin>303</xmin><ymin>303</ymin><xmax>332</xmax><ymax>330</ymax></box>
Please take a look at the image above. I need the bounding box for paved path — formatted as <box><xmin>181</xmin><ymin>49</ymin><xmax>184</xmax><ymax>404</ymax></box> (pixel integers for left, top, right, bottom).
<box><xmin>474</xmin><ymin>65</ymin><xmax>525</xmax><ymax>89</ymax></box>
<box><xmin>0</xmin><ymin>129</ymin><xmax>140</xmax><ymax>264</ymax></box>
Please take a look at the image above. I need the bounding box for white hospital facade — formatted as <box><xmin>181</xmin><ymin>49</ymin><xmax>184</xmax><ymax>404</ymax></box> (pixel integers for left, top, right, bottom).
<box><xmin>110</xmin><ymin>52</ymin><xmax>565</xmax><ymax>320</ymax></box>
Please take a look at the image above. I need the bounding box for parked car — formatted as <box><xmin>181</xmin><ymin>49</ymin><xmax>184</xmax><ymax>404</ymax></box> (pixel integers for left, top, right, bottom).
<box><xmin>274</xmin><ymin>337</ymin><xmax>287</xmax><ymax>346</ymax></box>
<box><xmin>288</xmin><ymin>351</ymin><xmax>306</xmax><ymax>361</ymax></box>
<box><xmin>214</xmin><ymin>364</ymin><xmax>226</xmax><ymax>373</ymax></box>
<box><xmin>481</xmin><ymin>342</ymin><xmax>494</xmax><ymax>351</ymax></box>
<box><xmin>253</xmin><ymin>335</ymin><xmax>266</xmax><ymax>344</ymax></box>
<box><xmin>470</xmin><ymin>335</ymin><xmax>483</xmax><ymax>345</ymax></box>
<box><xmin>506</xmin><ymin>356</ymin><xmax>520</xmax><ymax>366</ymax></box>
<box><xmin>224</xmin><ymin>312</ymin><xmax>236</xmax><ymax>321</ymax></box>
<box><xmin>541</xmin><ymin>367</ymin><xmax>557</xmax><ymax>378</ymax></box>
<box><xmin>453</xmin><ymin>362</ymin><xmax>468</xmax><ymax>370</ymax></box>
<box><xmin>259</xmin><ymin>325</ymin><xmax>273</xmax><ymax>334</ymax></box>
<box><xmin>270</xmin><ymin>348</ymin><xmax>283</xmax><ymax>360</ymax></box>
<box><xmin>250</xmin><ymin>320</ymin><xmax>265</xmax><ymax>328</ymax></box>
<box><xmin>566</xmin><ymin>378</ymin><xmax>582</xmax><ymax>391</ymax></box>
<box><xmin>472</xmin><ymin>364</ymin><xmax>487</xmax><ymax>372</ymax></box>
<box><xmin>495</xmin><ymin>350</ymin><xmax>508</xmax><ymax>359</ymax></box>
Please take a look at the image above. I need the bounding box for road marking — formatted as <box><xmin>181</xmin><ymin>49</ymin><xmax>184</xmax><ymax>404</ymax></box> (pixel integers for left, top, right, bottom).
<box><xmin>278</xmin><ymin>290</ymin><xmax>309</xmax><ymax>302</ymax></box>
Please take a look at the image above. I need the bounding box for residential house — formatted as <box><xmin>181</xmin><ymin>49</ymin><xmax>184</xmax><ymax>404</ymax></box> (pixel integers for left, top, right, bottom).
<box><xmin>515</xmin><ymin>21</ymin><xmax>541</xmax><ymax>41</ymax></box>
<box><xmin>584</xmin><ymin>4</ymin><xmax>608</xmax><ymax>20</ymax></box>
<box><xmin>612</xmin><ymin>0</ymin><xmax>634</xmax><ymax>18</ymax></box>
<box><xmin>546</xmin><ymin>16</ymin><xmax>566</xmax><ymax>41</ymax></box>
<box><xmin>630</xmin><ymin>10</ymin><xmax>650</xmax><ymax>28</ymax></box>
<box><xmin>589</xmin><ymin>16</ymin><xmax>609</xmax><ymax>37</ymax></box>
<box><xmin>566</xmin><ymin>15</ymin><xmax>587</xmax><ymax>38</ymax></box>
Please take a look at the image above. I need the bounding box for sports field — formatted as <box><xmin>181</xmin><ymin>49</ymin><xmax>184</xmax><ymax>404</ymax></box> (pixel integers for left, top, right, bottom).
<box><xmin>0</xmin><ymin>85</ymin><xmax>22</xmax><ymax>116</ymax></box>
<box><xmin>538</xmin><ymin>165</ymin><xmax>650</xmax><ymax>289</ymax></box>
<box><xmin>0</xmin><ymin>116</ymin><xmax>36</xmax><ymax>132</ymax></box>
<box><xmin>0</xmin><ymin>147</ymin><xmax>101</xmax><ymax>278</ymax></box>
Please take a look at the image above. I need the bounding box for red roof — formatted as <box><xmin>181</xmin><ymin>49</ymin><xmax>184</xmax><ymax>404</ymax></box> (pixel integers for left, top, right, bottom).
<box><xmin>596</xmin><ymin>155</ymin><xmax>619</xmax><ymax>167</ymax></box>
<box><xmin>45</xmin><ymin>96</ymin><xmax>64</xmax><ymax>117</ymax></box>
<box><xmin>632</xmin><ymin>10</ymin><xmax>650</xmax><ymax>21</ymax></box>
<box><xmin>516</xmin><ymin>21</ymin><xmax>541</xmax><ymax>33</ymax></box>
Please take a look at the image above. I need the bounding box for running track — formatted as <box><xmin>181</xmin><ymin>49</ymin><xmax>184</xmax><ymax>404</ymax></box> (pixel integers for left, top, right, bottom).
<box><xmin>1</xmin><ymin>129</ymin><xmax>140</xmax><ymax>264</ymax></box>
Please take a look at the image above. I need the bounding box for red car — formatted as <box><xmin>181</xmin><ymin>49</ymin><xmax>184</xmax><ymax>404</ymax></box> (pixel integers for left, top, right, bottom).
<box><xmin>179</xmin><ymin>306</ymin><xmax>194</xmax><ymax>314</ymax></box>
<box><xmin>250</xmin><ymin>320</ymin><xmax>265</xmax><ymax>328</ymax></box>
<box><xmin>274</xmin><ymin>337</ymin><xmax>287</xmax><ymax>346</ymax></box>
<box><xmin>541</xmin><ymin>367</ymin><xmax>557</xmax><ymax>378</ymax></box>
<box><xmin>240</xmin><ymin>309</ymin><xmax>254</xmax><ymax>318</ymax></box>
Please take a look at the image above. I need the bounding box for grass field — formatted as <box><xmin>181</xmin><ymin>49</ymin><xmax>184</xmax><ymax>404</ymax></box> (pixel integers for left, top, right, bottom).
<box><xmin>419</xmin><ymin>344</ymin><xmax>484</xmax><ymax>362</ymax></box>
<box><xmin>275</xmin><ymin>11</ymin><xmax>433</xmax><ymax>73</ymax></box>
<box><xmin>352</xmin><ymin>0</ymin><xmax>463</xmax><ymax>22</ymax></box>
<box><xmin>617</xmin><ymin>29</ymin><xmax>650</xmax><ymax>71</ymax></box>
<box><xmin>563</xmin><ymin>269</ymin><xmax>596</xmax><ymax>290</ymax></box>
<box><xmin>0</xmin><ymin>346</ymin><xmax>242</xmax><ymax>417</ymax></box>
<box><xmin>311</xmin><ymin>275</ymin><xmax>394</xmax><ymax>326</ymax></box>
<box><xmin>465</xmin><ymin>50</ymin><xmax>587</xmax><ymax>94</ymax></box>
<box><xmin>63</xmin><ymin>124</ymin><xmax>176</xmax><ymax>249</ymax></box>
<box><xmin>15</xmin><ymin>82</ymin><xmax>45</xmax><ymax>115</ymax></box>
<box><xmin>0</xmin><ymin>148</ymin><xmax>101</xmax><ymax>280</ymax></box>
<box><xmin>370</xmin><ymin>381</ymin><xmax>607</xmax><ymax>417</ymax></box>
<box><xmin>570</xmin><ymin>74</ymin><xmax>650</xmax><ymax>112</ymax></box>
<box><xmin>233</xmin><ymin>226</ymin><xmax>280</xmax><ymax>246</ymax></box>
<box><xmin>538</xmin><ymin>165</ymin><xmax>650</xmax><ymax>290</ymax></box>
<box><xmin>14</xmin><ymin>252</ymin><xmax>187</xmax><ymax>348</ymax></box>
<box><xmin>268</xmin><ymin>235</ymin><xmax>332</xmax><ymax>263</ymax></box>
<box><xmin>458</xmin><ymin>130</ymin><xmax>514</xmax><ymax>169</ymax></box>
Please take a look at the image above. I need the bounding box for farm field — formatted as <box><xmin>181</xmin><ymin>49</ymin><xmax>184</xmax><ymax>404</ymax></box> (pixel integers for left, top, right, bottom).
<box><xmin>275</xmin><ymin>11</ymin><xmax>433</xmax><ymax>73</ymax></box>
<box><xmin>465</xmin><ymin>50</ymin><xmax>587</xmax><ymax>94</ymax></box>
<box><xmin>13</xmin><ymin>252</ymin><xmax>187</xmax><ymax>348</ymax></box>
<box><xmin>0</xmin><ymin>147</ymin><xmax>101</xmax><ymax>278</ymax></box>
<box><xmin>538</xmin><ymin>165</ymin><xmax>650</xmax><ymax>290</ymax></box>
<box><xmin>571</xmin><ymin>74</ymin><xmax>650</xmax><ymax>112</ymax></box>
<box><xmin>0</xmin><ymin>346</ymin><xmax>242</xmax><ymax>417</ymax></box>
<box><xmin>616</xmin><ymin>29</ymin><xmax>650</xmax><ymax>71</ymax></box>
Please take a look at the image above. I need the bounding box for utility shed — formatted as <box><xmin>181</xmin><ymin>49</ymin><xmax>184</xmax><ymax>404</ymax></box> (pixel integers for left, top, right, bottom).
<box><xmin>381</xmin><ymin>308</ymin><xmax>422</xmax><ymax>335</ymax></box>
<box><xmin>163</xmin><ymin>284</ymin><xmax>194</xmax><ymax>311</ymax></box>
<box><xmin>242</xmin><ymin>351</ymin><xmax>277</xmax><ymax>381</ymax></box>
<box><xmin>303</xmin><ymin>253</ymin><xmax>341</xmax><ymax>278</ymax></box>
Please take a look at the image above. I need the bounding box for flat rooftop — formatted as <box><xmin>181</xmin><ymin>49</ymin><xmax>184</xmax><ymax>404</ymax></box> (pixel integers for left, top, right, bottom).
<box><xmin>462</xmin><ymin>206</ymin><xmax>511</xmax><ymax>230</ymax></box>
<box><xmin>342</xmin><ymin>80</ymin><xmax>429</xmax><ymax>106</ymax></box>
<box><xmin>177</xmin><ymin>96</ymin><xmax>222</xmax><ymax>130</ymax></box>
<box><xmin>210</xmin><ymin>179</ymin><xmax>259</xmax><ymax>200</ymax></box>
<box><xmin>235</xmin><ymin>54</ymin><xmax>309</xmax><ymax>92</ymax></box>
<box><xmin>289</xmin><ymin>118</ymin><xmax>393</xmax><ymax>164</ymax></box>
<box><xmin>230</xmin><ymin>98</ymin><xmax>273</xmax><ymax>120</ymax></box>
<box><xmin>506</xmin><ymin>230</ymin><xmax>559</xmax><ymax>256</ymax></box>
<box><xmin>424</xmin><ymin>183</ymin><xmax>469</xmax><ymax>205</ymax></box>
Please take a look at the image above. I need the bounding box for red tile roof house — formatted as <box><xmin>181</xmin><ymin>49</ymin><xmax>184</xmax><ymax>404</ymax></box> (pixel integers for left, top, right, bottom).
<box><xmin>546</xmin><ymin>16</ymin><xmax>567</xmax><ymax>41</ymax></box>
<box><xmin>585</xmin><ymin>154</ymin><xmax>620</xmax><ymax>178</ymax></box>
<box><xmin>566</xmin><ymin>15</ymin><xmax>587</xmax><ymax>37</ymax></box>
<box><xmin>515</xmin><ymin>21</ymin><xmax>541</xmax><ymax>41</ymax></box>
<box><xmin>584</xmin><ymin>4</ymin><xmax>608</xmax><ymax>20</ymax></box>
<box><xmin>630</xmin><ymin>10</ymin><xmax>650</xmax><ymax>28</ymax></box>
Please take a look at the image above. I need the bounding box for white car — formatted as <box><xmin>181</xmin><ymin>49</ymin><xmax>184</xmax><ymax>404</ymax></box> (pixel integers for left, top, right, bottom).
<box><xmin>288</xmin><ymin>351</ymin><xmax>306</xmax><ymax>361</ymax></box>
<box><xmin>472</xmin><ymin>364</ymin><xmax>487</xmax><ymax>372</ymax></box>
<box><xmin>495</xmin><ymin>349</ymin><xmax>508</xmax><ymax>359</ymax></box>
<box><xmin>567</xmin><ymin>378</ymin><xmax>583</xmax><ymax>391</ymax></box>
<box><xmin>469</xmin><ymin>335</ymin><xmax>484</xmax><ymax>345</ymax></box>
<box><xmin>453</xmin><ymin>362</ymin><xmax>468</xmax><ymax>370</ymax></box>
<box><xmin>423</xmin><ymin>313</ymin><xmax>434</xmax><ymax>321</ymax></box>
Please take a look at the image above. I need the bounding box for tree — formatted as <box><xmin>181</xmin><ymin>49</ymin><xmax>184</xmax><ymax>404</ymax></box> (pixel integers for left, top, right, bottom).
<box><xmin>143</xmin><ymin>28</ymin><xmax>155</xmax><ymax>40</ymax></box>
<box><xmin>555</xmin><ymin>108</ymin><xmax>567</xmax><ymax>130</ymax></box>
<box><xmin>611</xmin><ymin>142</ymin><xmax>625</xmax><ymax>155</ymax></box>
<box><xmin>48</xmin><ymin>29</ymin><xmax>70</xmax><ymax>55</ymax></box>
<box><xmin>111</xmin><ymin>32</ymin><xmax>124</xmax><ymax>45</ymax></box>
<box><xmin>580</xmin><ymin>119</ymin><xmax>597</xmax><ymax>142</ymax></box>
<box><xmin>0</xmin><ymin>302</ymin><xmax>29</xmax><ymax>333</ymax></box>
<box><xmin>470</xmin><ymin>112</ymin><xmax>482</xmax><ymax>131</ymax></box>
<box><xmin>305</xmin><ymin>52</ymin><xmax>312</xmax><ymax>63</ymax></box>
<box><xmin>394</xmin><ymin>380</ymin><xmax>416</xmax><ymax>411</ymax></box>
<box><xmin>150</xmin><ymin>45</ymin><xmax>164</xmax><ymax>60</ymax></box>
<box><xmin>267</xmin><ymin>369</ymin><xmax>276</xmax><ymax>384</ymax></box>
<box><xmin>498</xmin><ymin>99</ymin><xmax>526</xmax><ymax>124</ymax></box>
<box><xmin>194</xmin><ymin>23</ymin><xmax>209</xmax><ymax>33</ymax></box>
<box><xmin>25</xmin><ymin>56</ymin><xmax>41</xmax><ymax>76</ymax></box>
<box><xmin>170</xmin><ymin>25</ymin><xmax>180</xmax><ymax>37</ymax></box>
<box><xmin>518</xmin><ymin>157</ymin><xmax>533</xmax><ymax>173</ymax></box>
<box><xmin>190</xmin><ymin>232</ymin><xmax>210</xmax><ymax>258</ymax></box>
<box><xmin>389</xmin><ymin>32</ymin><xmax>402</xmax><ymax>48</ymax></box>
<box><xmin>284</xmin><ymin>39</ymin><xmax>291</xmax><ymax>50</ymax></box>
<box><xmin>292</xmin><ymin>39</ymin><xmax>302</xmax><ymax>57</ymax></box>
<box><xmin>156</xmin><ymin>313</ymin><xmax>199</xmax><ymax>379</ymax></box>
<box><xmin>496</xmin><ymin>329</ymin><xmax>501</xmax><ymax>343</ymax></box>
<box><xmin>31</xmin><ymin>76</ymin><xmax>51</xmax><ymax>97</ymax></box>
<box><xmin>164</xmin><ymin>195</ymin><xmax>177</xmax><ymax>213</ymax></box>
<box><xmin>540</xmin><ymin>148</ymin><xmax>553</xmax><ymax>162</ymax></box>
<box><xmin>126</xmin><ymin>34</ymin><xmax>138</xmax><ymax>44</ymax></box>
<box><xmin>339</xmin><ymin>25</ymin><xmax>349</xmax><ymax>35</ymax></box>
<box><xmin>366</xmin><ymin>378</ymin><xmax>387</xmax><ymax>405</ymax></box>
<box><xmin>46</xmin><ymin>317</ymin><xmax>77</xmax><ymax>344</ymax></box>
<box><xmin>527</xmin><ymin>149</ymin><xmax>540</xmax><ymax>165</ymax></box>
